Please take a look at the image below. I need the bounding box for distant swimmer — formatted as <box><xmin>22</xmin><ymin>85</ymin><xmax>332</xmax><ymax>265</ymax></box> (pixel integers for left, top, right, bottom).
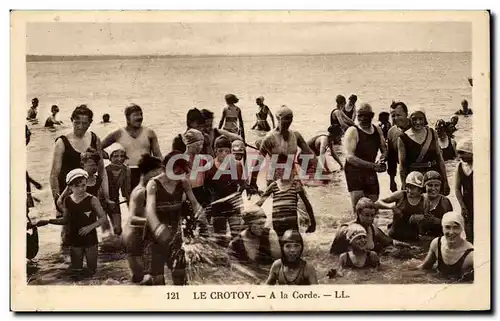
<box><xmin>101</xmin><ymin>104</ymin><xmax>163</xmax><ymax>190</ymax></box>
<box><xmin>251</xmin><ymin>96</ymin><xmax>275</xmax><ymax>132</ymax></box>
<box><xmin>218</xmin><ymin>94</ymin><xmax>246</xmax><ymax>141</ymax></box>
<box><xmin>101</xmin><ymin>113</ymin><xmax>111</xmax><ymax>124</ymax></box>
<box><xmin>201</xmin><ymin>108</ymin><xmax>242</xmax><ymax>157</ymax></box>
<box><xmin>445</xmin><ymin>116</ymin><xmax>459</xmax><ymax>138</ymax></box>
<box><xmin>44</xmin><ymin>105</ymin><xmax>63</xmax><ymax>128</ymax></box>
<box><xmin>27</xmin><ymin>97</ymin><xmax>39</xmax><ymax>121</ymax></box>
<box><xmin>455</xmin><ymin>99</ymin><xmax>473</xmax><ymax>116</ymax></box>
<box><xmin>330</xmin><ymin>95</ymin><xmax>356</xmax><ymax>144</ymax></box>
<box><xmin>346</xmin><ymin>94</ymin><xmax>358</xmax><ymax>122</ymax></box>
<box><xmin>306</xmin><ymin>125</ymin><xmax>344</xmax><ymax>171</ymax></box>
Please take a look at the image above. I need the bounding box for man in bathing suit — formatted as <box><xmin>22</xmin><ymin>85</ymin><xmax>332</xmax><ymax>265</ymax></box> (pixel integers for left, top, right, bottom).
<box><xmin>101</xmin><ymin>104</ymin><xmax>163</xmax><ymax>191</ymax></box>
<box><xmin>387</xmin><ymin>101</ymin><xmax>411</xmax><ymax>192</ymax></box>
<box><xmin>249</xmin><ymin>105</ymin><xmax>314</xmax><ymax>192</ymax></box>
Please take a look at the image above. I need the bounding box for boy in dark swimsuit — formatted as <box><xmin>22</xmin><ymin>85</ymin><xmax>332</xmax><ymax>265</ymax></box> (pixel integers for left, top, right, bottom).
<box><xmin>266</xmin><ymin>229</ymin><xmax>318</xmax><ymax>285</ymax></box>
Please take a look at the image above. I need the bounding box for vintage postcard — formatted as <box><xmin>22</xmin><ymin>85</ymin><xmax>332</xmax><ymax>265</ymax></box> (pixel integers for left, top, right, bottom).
<box><xmin>11</xmin><ymin>10</ymin><xmax>490</xmax><ymax>311</ymax></box>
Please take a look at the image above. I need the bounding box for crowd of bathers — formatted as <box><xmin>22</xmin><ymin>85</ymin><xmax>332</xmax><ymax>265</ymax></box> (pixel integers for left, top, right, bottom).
<box><xmin>25</xmin><ymin>92</ymin><xmax>474</xmax><ymax>285</ymax></box>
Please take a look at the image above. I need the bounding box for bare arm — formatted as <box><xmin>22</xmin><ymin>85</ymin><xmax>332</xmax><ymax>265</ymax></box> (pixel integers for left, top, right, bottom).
<box><xmin>129</xmin><ymin>188</ymin><xmax>147</xmax><ymax>225</ymax></box>
<box><xmin>418</xmin><ymin>238</ymin><xmax>438</xmax><ymax>270</ymax></box>
<box><xmin>375</xmin><ymin>191</ymin><xmax>404</xmax><ymax>210</ymax></box>
<box><xmin>305</xmin><ymin>262</ymin><xmax>319</xmax><ymax>284</ymax></box>
<box><xmin>268</xmin><ymin>108</ymin><xmax>275</xmax><ymax>128</ymax></box>
<box><xmin>216</xmin><ymin>128</ymin><xmax>242</xmax><ymax>142</ymax></box>
<box><xmin>49</xmin><ymin>139</ymin><xmax>65</xmax><ymax>203</ymax></box>
<box><xmin>265</xmin><ymin>260</ymin><xmax>280</xmax><ymax>285</ymax></box>
<box><xmin>337</xmin><ymin>253</ymin><xmax>348</xmax><ymax>275</ymax></box>
<box><xmin>145</xmin><ymin>180</ymin><xmax>161</xmax><ymax>231</ymax></box>
<box><xmin>218</xmin><ymin>109</ymin><xmax>226</xmax><ymax>129</ymax></box>
<box><xmin>345</xmin><ymin>127</ymin><xmax>375</xmax><ymax>170</ymax></box>
<box><xmin>432</xmin><ymin>130</ymin><xmax>449</xmax><ymax>190</ymax></box>
<box><xmin>90</xmin><ymin>196</ymin><xmax>108</xmax><ymax>229</ymax></box>
<box><xmin>238</xmin><ymin>108</ymin><xmax>246</xmax><ymax>141</ymax></box>
<box><xmin>49</xmin><ymin>205</ymin><xmax>69</xmax><ymax>225</ymax></box>
<box><xmin>375</xmin><ymin>125</ymin><xmax>388</xmax><ymax>161</ymax></box>
<box><xmin>296</xmin><ymin>132</ymin><xmax>314</xmax><ymax>155</ymax></box>
<box><xmin>56</xmin><ymin>186</ymin><xmax>72</xmax><ymax>212</ymax></box>
<box><xmin>121</xmin><ymin>167</ymin><xmax>132</xmax><ymax>201</ymax></box>
<box><xmin>298</xmin><ymin>185</ymin><xmax>316</xmax><ymax>231</ymax></box>
<box><xmin>328</xmin><ymin>140</ymin><xmax>343</xmax><ymax>169</ymax></box>
<box><xmin>181</xmin><ymin>178</ymin><xmax>205</xmax><ymax>222</ymax></box>
<box><xmin>397</xmin><ymin>137</ymin><xmax>408</xmax><ymax>190</ymax></box>
<box><xmin>100</xmin><ymin>129</ymin><xmax>120</xmax><ymax>150</ymax></box>
<box><xmin>149</xmin><ymin>130</ymin><xmax>163</xmax><ymax>160</ymax></box>
<box><xmin>255</xmin><ymin>182</ymin><xmax>275</xmax><ymax>207</ymax></box>
<box><xmin>454</xmin><ymin>162</ymin><xmax>467</xmax><ymax>213</ymax></box>
<box><xmin>95</xmin><ymin>137</ymin><xmax>110</xmax><ymax>201</ymax></box>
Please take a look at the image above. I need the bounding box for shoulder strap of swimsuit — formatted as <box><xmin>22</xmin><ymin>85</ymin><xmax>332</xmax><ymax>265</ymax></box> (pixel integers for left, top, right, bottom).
<box><xmin>90</xmin><ymin>131</ymin><xmax>97</xmax><ymax>148</ymax></box>
<box><xmin>437</xmin><ymin>236</ymin><xmax>443</xmax><ymax>263</ymax></box>
<box><xmin>56</xmin><ymin>135</ymin><xmax>70</xmax><ymax>148</ymax></box>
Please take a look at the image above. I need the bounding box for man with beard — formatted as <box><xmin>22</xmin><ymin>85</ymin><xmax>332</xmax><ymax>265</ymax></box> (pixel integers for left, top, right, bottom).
<box><xmin>387</xmin><ymin>101</ymin><xmax>412</xmax><ymax>192</ymax></box>
<box><xmin>344</xmin><ymin>103</ymin><xmax>388</xmax><ymax>214</ymax></box>
<box><xmin>101</xmin><ymin>104</ymin><xmax>163</xmax><ymax>190</ymax></box>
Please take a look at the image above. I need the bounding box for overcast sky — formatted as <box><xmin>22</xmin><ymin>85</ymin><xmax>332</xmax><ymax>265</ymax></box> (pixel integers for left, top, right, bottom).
<box><xmin>27</xmin><ymin>22</ymin><xmax>471</xmax><ymax>56</ymax></box>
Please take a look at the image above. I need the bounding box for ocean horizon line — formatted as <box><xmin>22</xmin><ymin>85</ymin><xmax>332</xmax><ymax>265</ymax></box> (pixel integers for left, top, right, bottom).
<box><xmin>26</xmin><ymin>51</ymin><xmax>471</xmax><ymax>62</ymax></box>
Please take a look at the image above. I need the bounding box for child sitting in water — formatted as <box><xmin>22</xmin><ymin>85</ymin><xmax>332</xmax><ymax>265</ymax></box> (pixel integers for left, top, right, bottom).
<box><xmin>337</xmin><ymin>224</ymin><xmax>379</xmax><ymax>274</ymax></box>
<box><xmin>105</xmin><ymin>146</ymin><xmax>131</xmax><ymax>236</ymax></box>
<box><xmin>122</xmin><ymin>154</ymin><xmax>164</xmax><ymax>283</ymax></box>
<box><xmin>255</xmin><ymin>166</ymin><xmax>316</xmax><ymax>237</ymax></box>
<box><xmin>42</xmin><ymin>169</ymin><xmax>108</xmax><ymax>280</ymax></box>
<box><xmin>378</xmin><ymin>111</ymin><xmax>391</xmax><ymax>141</ymax></box>
<box><xmin>454</xmin><ymin>139</ymin><xmax>474</xmax><ymax>243</ymax></box>
<box><xmin>44</xmin><ymin>105</ymin><xmax>63</xmax><ymax>128</ymax></box>
<box><xmin>266</xmin><ymin>229</ymin><xmax>318</xmax><ymax>285</ymax></box>
<box><xmin>376</xmin><ymin>171</ymin><xmax>425</xmax><ymax>242</ymax></box>
<box><xmin>418</xmin><ymin>211</ymin><xmax>474</xmax><ymax>281</ymax></box>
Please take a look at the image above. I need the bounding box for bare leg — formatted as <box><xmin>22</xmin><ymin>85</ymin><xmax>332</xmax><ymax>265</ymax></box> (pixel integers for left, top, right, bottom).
<box><xmin>84</xmin><ymin>245</ymin><xmax>98</xmax><ymax>276</ymax></box>
<box><xmin>349</xmin><ymin>190</ymin><xmax>365</xmax><ymax>215</ymax></box>
<box><xmin>127</xmin><ymin>256</ymin><xmax>145</xmax><ymax>283</ymax></box>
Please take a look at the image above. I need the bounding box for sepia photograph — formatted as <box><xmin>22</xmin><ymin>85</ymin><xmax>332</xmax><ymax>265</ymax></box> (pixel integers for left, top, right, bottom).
<box><xmin>11</xmin><ymin>10</ymin><xmax>490</xmax><ymax>311</ymax></box>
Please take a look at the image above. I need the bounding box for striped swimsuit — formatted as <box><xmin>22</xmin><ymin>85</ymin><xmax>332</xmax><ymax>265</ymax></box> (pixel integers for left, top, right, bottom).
<box><xmin>264</xmin><ymin>180</ymin><xmax>302</xmax><ymax>237</ymax></box>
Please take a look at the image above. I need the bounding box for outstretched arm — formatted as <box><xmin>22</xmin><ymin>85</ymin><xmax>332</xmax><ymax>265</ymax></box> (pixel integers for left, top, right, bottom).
<box><xmin>218</xmin><ymin>109</ymin><xmax>226</xmax><ymax>129</ymax></box>
<box><xmin>238</xmin><ymin>109</ymin><xmax>246</xmax><ymax>142</ymax></box>
<box><xmin>298</xmin><ymin>185</ymin><xmax>316</xmax><ymax>233</ymax></box>
<box><xmin>397</xmin><ymin>137</ymin><xmax>408</xmax><ymax>190</ymax></box>
<box><xmin>265</xmin><ymin>260</ymin><xmax>280</xmax><ymax>285</ymax></box>
<box><xmin>149</xmin><ymin>130</ymin><xmax>163</xmax><ymax>160</ymax></box>
<box><xmin>328</xmin><ymin>139</ymin><xmax>343</xmax><ymax>169</ymax></box>
<box><xmin>100</xmin><ymin>129</ymin><xmax>120</xmax><ymax>150</ymax></box>
<box><xmin>418</xmin><ymin>238</ymin><xmax>438</xmax><ymax>270</ymax></box>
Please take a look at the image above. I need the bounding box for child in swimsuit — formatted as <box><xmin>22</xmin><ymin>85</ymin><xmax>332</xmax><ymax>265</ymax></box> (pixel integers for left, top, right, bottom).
<box><xmin>454</xmin><ymin>139</ymin><xmax>474</xmax><ymax>243</ymax></box>
<box><xmin>42</xmin><ymin>169</ymin><xmax>108</xmax><ymax>280</ymax></box>
<box><xmin>376</xmin><ymin>171</ymin><xmax>425</xmax><ymax>241</ymax></box>
<box><xmin>418</xmin><ymin>211</ymin><xmax>474</xmax><ymax>281</ymax></box>
<box><xmin>251</xmin><ymin>96</ymin><xmax>275</xmax><ymax>132</ymax></box>
<box><xmin>378</xmin><ymin>111</ymin><xmax>391</xmax><ymax>141</ymax></box>
<box><xmin>255</xmin><ymin>166</ymin><xmax>316</xmax><ymax>237</ymax></box>
<box><xmin>122</xmin><ymin>154</ymin><xmax>164</xmax><ymax>283</ymax></box>
<box><xmin>218</xmin><ymin>93</ymin><xmax>246</xmax><ymax>141</ymax></box>
<box><xmin>337</xmin><ymin>224</ymin><xmax>379</xmax><ymax>275</ymax></box>
<box><xmin>44</xmin><ymin>105</ymin><xmax>63</xmax><ymax>128</ymax></box>
<box><xmin>105</xmin><ymin>146</ymin><xmax>131</xmax><ymax>235</ymax></box>
<box><xmin>266</xmin><ymin>229</ymin><xmax>318</xmax><ymax>285</ymax></box>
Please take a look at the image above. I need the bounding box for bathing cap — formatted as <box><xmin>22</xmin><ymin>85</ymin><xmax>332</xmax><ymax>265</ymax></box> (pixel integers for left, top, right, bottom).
<box><xmin>214</xmin><ymin>136</ymin><xmax>231</xmax><ymax>149</ymax></box>
<box><xmin>435</xmin><ymin>119</ymin><xmax>446</xmax><ymax>131</ymax></box>
<box><xmin>108</xmin><ymin>143</ymin><xmax>128</xmax><ymax>159</ymax></box>
<box><xmin>231</xmin><ymin>140</ymin><xmax>245</xmax><ymax>154</ymax></box>
<box><xmin>256</xmin><ymin>96</ymin><xmax>265</xmax><ymax>102</ymax></box>
<box><xmin>66</xmin><ymin>168</ymin><xmax>89</xmax><ymax>185</ymax></box>
<box><xmin>225</xmin><ymin>94</ymin><xmax>239</xmax><ymax>104</ymax></box>
<box><xmin>405</xmin><ymin>171</ymin><xmax>424</xmax><ymax>188</ymax></box>
<box><xmin>183</xmin><ymin>128</ymin><xmax>204</xmax><ymax>146</ymax></box>
<box><xmin>357</xmin><ymin>103</ymin><xmax>374</xmax><ymax>116</ymax></box>
<box><xmin>276</xmin><ymin>105</ymin><xmax>293</xmax><ymax>118</ymax></box>
<box><xmin>442</xmin><ymin>211</ymin><xmax>467</xmax><ymax>240</ymax></box>
<box><xmin>423</xmin><ymin>170</ymin><xmax>442</xmax><ymax>185</ymax></box>
<box><xmin>281</xmin><ymin>229</ymin><xmax>304</xmax><ymax>245</ymax></box>
<box><xmin>409</xmin><ymin>106</ymin><xmax>428</xmax><ymax>125</ymax></box>
<box><xmin>346</xmin><ymin>223</ymin><xmax>368</xmax><ymax>243</ymax></box>
<box><xmin>456</xmin><ymin>139</ymin><xmax>473</xmax><ymax>154</ymax></box>
<box><xmin>241</xmin><ymin>205</ymin><xmax>267</xmax><ymax>224</ymax></box>
<box><xmin>355</xmin><ymin>197</ymin><xmax>376</xmax><ymax>213</ymax></box>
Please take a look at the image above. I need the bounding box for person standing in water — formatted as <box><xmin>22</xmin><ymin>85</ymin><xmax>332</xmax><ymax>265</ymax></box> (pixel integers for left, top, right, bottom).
<box><xmin>172</xmin><ymin>108</ymin><xmax>206</xmax><ymax>153</ymax></box>
<box><xmin>418</xmin><ymin>211</ymin><xmax>474</xmax><ymax>282</ymax></box>
<box><xmin>435</xmin><ymin>119</ymin><xmax>457</xmax><ymax>161</ymax></box>
<box><xmin>387</xmin><ymin>101</ymin><xmax>412</xmax><ymax>192</ymax></box>
<box><xmin>337</xmin><ymin>224</ymin><xmax>380</xmax><ymax>275</ymax></box>
<box><xmin>346</xmin><ymin>94</ymin><xmax>358</xmax><ymax>122</ymax></box>
<box><xmin>122</xmin><ymin>154</ymin><xmax>164</xmax><ymax>283</ymax></box>
<box><xmin>50</xmin><ymin>105</ymin><xmax>112</xmax><ymax>248</ymax></box>
<box><xmin>330</xmin><ymin>95</ymin><xmax>356</xmax><ymax>136</ymax></box>
<box><xmin>344</xmin><ymin>103</ymin><xmax>388</xmax><ymax>214</ymax></box>
<box><xmin>101</xmin><ymin>104</ymin><xmax>163</xmax><ymax>191</ymax></box>
<box><xmin>27</xmin><ymin>97</ymin><xmax>39</xmax><ymax>121</ymax></box>
<box><xmin>218</xmin><ymin>94</ymin><xmax>246</xmax><ymax>142</ymax></box>
<box><xmin>201</xmin><ymin>109</ymin><xmax>242</xmax><ymax>157</ymax></box>
<box><xmin>397</xmin><ymin>107</ymin><xmax>450</xmax><ymax>195</ymax></box>
<box><xmin>44</xmin><ymin>105</ymin><xmax>63</xmax><ymax>128</ymax></box>
<box><xmin>251</xmin><ymin>96</ymin><xmax>275</xmax><ymax>132</ymax></box>
<box><xmin>454</xmin><ymin>139</ymin><xmax>474</xmax><ymax>243</ymax></box>
<box><xmin>249</xmin><ymin>105</ymin><xmax>315</xmax><ymax>192</ymax></box>
<box><xmin>455</xmin><ymin>99</ymin><xmax>473</xmax><ymax>116</ymax></box>
<box><xmin>306</xmin><ymin>125</ymin><xmax>344</xmax><ymax>171</ymax></box>
<box><xmin>266</xmin><ymin>229</ymin><xmax>318</xmax><ymax>285</ymax></box>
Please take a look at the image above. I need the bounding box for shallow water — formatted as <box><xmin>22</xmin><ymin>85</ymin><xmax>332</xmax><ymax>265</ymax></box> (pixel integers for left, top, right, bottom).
<box><xmin>25</xmin><ymin>52</ymin><xmax>472</xmax><ymax>285</ymax></box>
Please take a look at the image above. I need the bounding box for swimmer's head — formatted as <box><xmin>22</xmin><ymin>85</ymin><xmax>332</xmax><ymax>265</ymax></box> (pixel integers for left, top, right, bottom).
<box><xmin>231</xmin><ymin>140</ymin><xmax>245</xmax><ymax>161</ymax></box>
<box><xmin>214</xmin><ymin>136</ymin><xmax>232</xmax><ymax>162</ymax></box>
<box><xmin>461</xmin><ymin>99</ymin><xmax>469</xmax><ymax>108</ymax></box>
<box><xmin>409</xmin><ymin>107</ymin><xmax>428</xmax><ymax>129</ymax></box>
<box><xmin>405</xmin><ymin>171</ymin><xmax>424</xmax><ymax>197</ymax></box>
<box><xmin>81</xmin><ymin>148</ymin><xmax>101</xmax><ymax>176</ymax></box>
<box><xmin>346</xmin><ymin>223</ymin><xmax>368</xmax><ymax>250</ymax></box>
<box><xmin>276</xmin><ymin>105</ymin><xmax>293</xmax><ymax>130</ymax></box>
<box><xmin>31</xmin><ymin>98</ymin><xmax>39</xmax><ymax>107</ymax></box>
<box><xmin>124</xmin><ymin>104</ymin><xmax>143</xmax><ymax>128</ymax></box>
<box><xmin>336</xmin><ymin>95</ymin><xmax>346</xmax><ymax>108</ymax></box>
<box><xmin>186</xmin><ymin>108</ymin><xmax>204</xmax><ymax>130</ymax></box>
<box><xmin>457</xmin><ymin>138</ymin><xmax>473</xmax><ymax>163</ymax></box>
<box><xmin>256</xmin><ymin>96</ymin><xmax>265</xmax><ymax>105</ymax></box>
<box><xmin>138</xmin><ymin>154</ymin><xmax>164</xmax><ymax>184</ymax></box>
<box><xmin>66</xmin><ymin>168</ymin><xmax>89</xmax><ymax>195</ymax></box>
<box><xmin>378</xmin><ymin>111</ymin><xmax>390</xmax><ymax>123</ymax></box>
<box><xmin>102</xmin><ymin>113</ymin><xmax>110</xmax><ymax>123</ymax></box>
<box><xmin>225</xmin><ymin>94</ymin><xmax>239</xmax><ymax>105</ymax></box>
<box><xmin>280</xmin><ymin>229</ymin><xmax>304</xmax><ymax>265</ymax></box>
<box><xmin>348</xmin><ymin>94</ymin><xmax>358</xmax><ymax>104</ymax></box>
<box><xmin>357</xmin><ymin>103</ymin><xmax>375</xmax><ymax>126</ymax></box>
<box><xmin>51</xmin><ymin>105</ymin><xmax>59</xmax><ymax>114</ymax></box>
<box><xmin>423</xmin><ymin>170</ymin><xmax>442</xmax><ymax>198</ymax></box>
<box><xmin>71</xmin><ymin>105</ymin><xmax>93</xmax><ymax>132</ymax></box>
<box><xmin>327</xmin><ymin>124</ymin><xmax>342</xmax><ymax>140</ymax></box>
<box><xmin>183</xmin><ymin>128</ymin><xmax>205</xmax><ymax>155</ymax></box>
<box><xmin>201</xmin><ymin>109</ymin><xmax>214</xmax><ymax>134</ymax></box>
<box><xmin>442</xmin><ymin>211</ymin><xmax>466</xmax><ymax>243</ymax></box>
<box><xmin>435</xmin><ymin>119</ymin><xmax>447</xmax><ymax>136</ymax></box>
<box><xmin>450</xmin><ymin>115</ymin><xmax>459</xmax><ymax>125</ymax></box>
<box><xmin>163</xmin><ymin>150</ymin><xmax>190</xmax><ymax>176</ymax></box>
<box><xmin>109</xmin><ymin>147</ymin><xmax>128</xmax><ymax>165</ymax></box>
<box><xmin>390</xmin><ymin>101</ymin><xmax>409</xmax><ymax>128</ymax></box>
<box><xmin>355</xmin><ymin>197</ymin><xmax>377</xmax><ymax>227</ymax></box>
<box><xmin>242</xmin><ymin>205</ymin><xmax>267</xmax><ymax>236</ymax></box>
